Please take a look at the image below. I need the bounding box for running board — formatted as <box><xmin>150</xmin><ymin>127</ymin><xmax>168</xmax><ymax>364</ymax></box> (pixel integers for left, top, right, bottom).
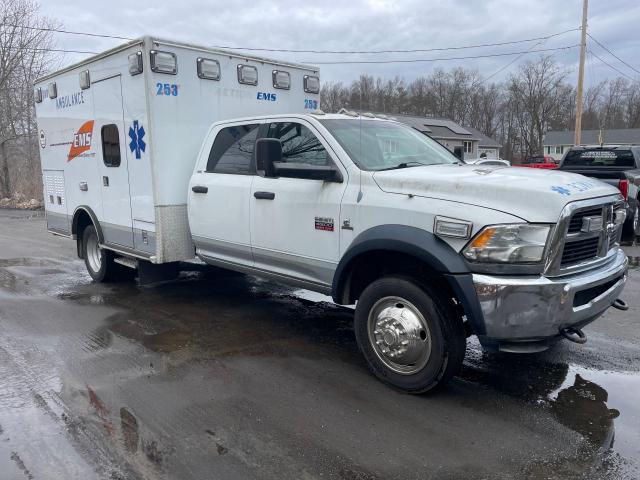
<box><xmin>114</xmin><ymin>256</ymin><xmax>139</xmax><ymax>269</ymax></box>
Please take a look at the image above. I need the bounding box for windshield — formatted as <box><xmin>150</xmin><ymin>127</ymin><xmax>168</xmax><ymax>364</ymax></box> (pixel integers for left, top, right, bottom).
<box><xmin>563</xmin><ymin>149</ymin><xmax>636</xmax><ymax>168</ymax></box>
<box><xmin>319</xmin><ymin>119</ymin><xmax>459</xmax><ymax>170</ymax></box>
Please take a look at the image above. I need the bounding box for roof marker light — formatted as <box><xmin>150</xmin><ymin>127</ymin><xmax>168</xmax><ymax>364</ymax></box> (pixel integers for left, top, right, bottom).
<box><xmin>128</xmin><ymin>51</ymin><xmax>143</xmax><ymax>75</ymax></box>
<box><xmin>79</xmin><ymin>69</ymin><xmax>90</xmax><ymax>90</ymax></box>
<box><xmin>150</xmin><ymin>50</ymin><xmax>177</xmax><ymax>74</ymax></box>
<box><xmin>272</xmin><ymin>70</ymin><xmax>290</xmax><ymax>90</ymax></box>
<box><xmin>303</xmin><ymin>75</ymin><xmax>320</xmax><ymax>94</ymax></box>
<box><xmin>197</xmin><ymin>58</ymin><xmax>220</xmax><ymax>80</ymax></box>
<box><xmin>237</xmin><ymin>64</ymin><xmax>258</xmax><ymax>85</ymax></box>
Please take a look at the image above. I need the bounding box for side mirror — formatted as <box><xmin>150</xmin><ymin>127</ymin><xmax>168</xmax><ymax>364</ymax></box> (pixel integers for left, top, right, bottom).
<box><xmin>256</xmin><ymin>138</ymin><xmax>281</xmax><ymax>177</ymax></box>
<box><xmin>273</xmin><ymin>163</ymin><xmax>343</xmax><ymax>182</ymax></box>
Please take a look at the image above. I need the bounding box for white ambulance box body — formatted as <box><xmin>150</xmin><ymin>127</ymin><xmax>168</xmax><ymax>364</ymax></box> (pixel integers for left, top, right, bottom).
<box><xmin>35</xmin><ymin>36</ymin><xmax>320</xmax><ymax>263</ymax></box>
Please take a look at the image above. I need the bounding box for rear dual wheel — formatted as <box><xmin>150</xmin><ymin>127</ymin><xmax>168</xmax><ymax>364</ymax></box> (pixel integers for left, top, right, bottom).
<box><xmin>82</xmin><ymin>225</ymin><xmax>119</xmax><ymax>282</ymax></box>
<box><xmin>354</xmin><ymin>277</ymin><xmax>466</xmax><ymax>394</ymax></box>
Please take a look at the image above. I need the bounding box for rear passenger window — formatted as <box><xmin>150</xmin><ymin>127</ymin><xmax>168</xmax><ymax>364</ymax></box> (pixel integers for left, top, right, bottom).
<box><xmin>206</xmin><ymin>124</ymin><xmax>259</xmax><ymax>174</ymax></box>
<box><xmin>267</xmin><ymin>122</ymin><xmax>330</xmax><ymax>166</ymax></box>
<box><xmin>101</xmin><ymin>124</ymin><xmax>121</xmax><ymax>167</ymax></box>
<box><xmin>563</xmin><ymin>149</ymin><xmax>636</xmax><ymax>168</ymax></box>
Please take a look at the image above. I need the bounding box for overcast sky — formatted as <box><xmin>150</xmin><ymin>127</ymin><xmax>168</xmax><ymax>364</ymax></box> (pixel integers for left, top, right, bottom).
<box><xmin>39</xmin><ymin>0</ymin><xmax>640</xmax><ymax>86</ymax></box>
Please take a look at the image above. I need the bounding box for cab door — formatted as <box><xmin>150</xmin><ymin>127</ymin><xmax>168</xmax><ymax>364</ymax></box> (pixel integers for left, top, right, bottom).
<box><xmin>250</xmin><ymin>120</ymin><xmax>347</xmax><ymax>289</ymax></box>
<box><xmin>92</xmin><ymin>75</ymin><xmax>134</xmax><ymax>248</ymax></box>
<box><xmin>188</xmin><ymin>122</ymin><xmax>261</xmax><ymax>267</ymax></box>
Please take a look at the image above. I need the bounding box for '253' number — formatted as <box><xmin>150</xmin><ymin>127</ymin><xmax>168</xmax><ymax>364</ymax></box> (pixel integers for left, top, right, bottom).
<box><xmin>156</xmin><ymin>83</ymin><xmax>178</xmax><ymax>96</ymax></box>
<box><xmin>304</xmin><ymin>99</ymin><xmax>319</xmax><ymax>109</ymax></box>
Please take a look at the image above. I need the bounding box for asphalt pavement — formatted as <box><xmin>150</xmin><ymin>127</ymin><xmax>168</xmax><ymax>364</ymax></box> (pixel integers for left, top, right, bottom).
<box><xmin>0</xmin><ymin>209</ymin><xmax>639</xmax><ymax>480</ymax></box>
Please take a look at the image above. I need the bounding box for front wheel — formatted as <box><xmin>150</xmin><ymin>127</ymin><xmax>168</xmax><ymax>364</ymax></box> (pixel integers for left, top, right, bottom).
<box><xmin>82</xmin><ymin>225</ymin><xmax>118</xmax><ymax>282</ymax></box>
<box><xmin>354</xmin><ymin>277</ymin><xmax>466</xmax><ymax>393</ymax></box>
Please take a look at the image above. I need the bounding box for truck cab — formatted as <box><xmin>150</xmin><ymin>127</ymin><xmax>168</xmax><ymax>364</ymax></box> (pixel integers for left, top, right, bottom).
<box><xmin>519</xmin><ymin>155</ymin><xmax>559</xmax><ymax>169</ymax></box>
<box><xmin>188</xmin><ymin>112</ymin><xmax>629</xmax><ymax>393</ymax></box>
<box><xmin>558</xmin><ymin>145</ymin><xmax>640</xmax><ymax>241</ymax></box>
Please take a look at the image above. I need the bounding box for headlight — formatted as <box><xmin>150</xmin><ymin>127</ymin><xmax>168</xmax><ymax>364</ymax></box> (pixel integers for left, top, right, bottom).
<box><xmin>463</xmin><ymin>224</ymin><xmax>552</xmax><ymax>264</ymax></box>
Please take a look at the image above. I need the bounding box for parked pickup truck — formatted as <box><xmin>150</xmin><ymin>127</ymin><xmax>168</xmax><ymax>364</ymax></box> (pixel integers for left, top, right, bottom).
<box><xmin>518</xmin><ymin>155</ymin><xmax>559</xmax><ymax>169</ymax></box>
<box><xmin>186</xmin><ymin>113</ymin><xmax>628</xmax><ymax>392</ymax></box>
<box><xmin>35</xmin><ymin>39</ymin><xmax>629</xmax><ymax>393</ymax></box>
<box><xmin>558</xmin><ymin>146</ymin><xmax>640</xmax><ymax>241</ymax></box>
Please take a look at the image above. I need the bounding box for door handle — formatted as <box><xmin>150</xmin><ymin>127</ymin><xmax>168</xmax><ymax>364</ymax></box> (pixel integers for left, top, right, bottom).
<box><xmin>102</xmin><ymin>176</ymin><xmax>109</xmax><ymax>187</ymax></box>
<box><xmin>254</xmin><ymin>191</ymin><xmax>275</xmax><ymax>200</ymax></box>
<box><xmin>191</xmin><ymin>185</ymin><xmax>208</xmax><ymax>194</ymax></box>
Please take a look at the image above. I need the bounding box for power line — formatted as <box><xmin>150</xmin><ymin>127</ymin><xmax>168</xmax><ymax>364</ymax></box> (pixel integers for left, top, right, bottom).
<box><xmin>0</xmin><ymin>22</ymin><xmax>578</xmax><ymax>55</ymax></box>
<box><xmin>480</xmin><ymin>39</ymin><xmax>546</xmax><ymax>83</ymax></box>
<box><xmin>0</xmin><ymin>22</ymin><xmax>132</xmax><ymax>40</ymax></box>
<box><xmin>31</xmin><ymin>47</ymin><xmax>98</xmax><ymax>54</ymax></box>
<box><xmin>212</xmin><ymin>28</ymin><xmax>580</xmax><ymax>54</ymax></box>
<box><xmin>586</xmin><ymin>32</ymin><xmax>640</xmax><ymax>76</ymax></box>
<box><xmin>303</xmin><ymin>45</ymin><xmax>579</xmax><ymax>65</ymax></box>
<box><xmin>3</xmin><ymin>46</ymin><xmax>99</xmax><ymax>54</ymax></box>
<box><xmin>588</xmin><ymin>48</ymin><xmax>636</xmax><ymax>81</ymax></box>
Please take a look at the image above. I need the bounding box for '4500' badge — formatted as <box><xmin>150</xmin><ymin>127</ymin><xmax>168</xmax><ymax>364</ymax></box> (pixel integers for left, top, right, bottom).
<box><xmin>315</xmin><ymin>217</ymin><xmax>334</xmax><ymax>232</ymax></box>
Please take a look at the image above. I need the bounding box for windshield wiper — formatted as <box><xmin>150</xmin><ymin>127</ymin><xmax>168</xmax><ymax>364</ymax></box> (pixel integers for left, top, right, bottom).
<box><xmin>378</xmin><ymin>161</ymin><xmax>428</xmax><ymax>171</ymax></box>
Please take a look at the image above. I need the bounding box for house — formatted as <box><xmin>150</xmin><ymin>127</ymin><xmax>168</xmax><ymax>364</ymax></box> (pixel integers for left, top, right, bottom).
<box><xmin>381</xmin><ymin>113</ymin><xmax>502</xmax><ymax>160</ymax></box>
<box><xmin>543</xmin><ymin>128</ymin><xmax>640</xmax><ymax>161</ymax></box>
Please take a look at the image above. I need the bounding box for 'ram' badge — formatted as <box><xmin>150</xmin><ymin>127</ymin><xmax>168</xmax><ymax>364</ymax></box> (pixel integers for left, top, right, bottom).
<box><xmin>315</xmin><ymin>217</ymin><xmax>334</xmax><ymax>232</ymax></box>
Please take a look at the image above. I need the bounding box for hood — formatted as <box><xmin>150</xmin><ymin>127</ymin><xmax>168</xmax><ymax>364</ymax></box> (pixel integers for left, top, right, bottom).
<box><xmin>372</xmin><ymin>164</ymin><xmax>620</xmax><ymax>222</ymax></box>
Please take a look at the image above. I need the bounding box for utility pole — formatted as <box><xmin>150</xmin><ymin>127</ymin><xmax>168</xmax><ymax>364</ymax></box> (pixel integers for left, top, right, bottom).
<box><xmin>574</xmin><ymin>0</ymin><xmax>589</xmax><ymax>145</ymax></box>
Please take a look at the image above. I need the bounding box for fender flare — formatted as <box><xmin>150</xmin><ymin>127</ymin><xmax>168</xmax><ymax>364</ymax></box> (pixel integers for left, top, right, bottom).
<box><xmin>71</xmin><ymin>205</ymin><xmax>104</xmax><ymax>244</ymax></box>
<box><xmin>331</xmin><ymin>224</ymin><xmax>486</xmax><ymax>335</ymax></box>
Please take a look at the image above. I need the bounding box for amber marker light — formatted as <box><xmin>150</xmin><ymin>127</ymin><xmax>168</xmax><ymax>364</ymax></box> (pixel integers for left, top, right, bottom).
<box><xmin>468</xmin><ymin>227</ymin><xmax>496</xmax><ymax>249</ymax></box>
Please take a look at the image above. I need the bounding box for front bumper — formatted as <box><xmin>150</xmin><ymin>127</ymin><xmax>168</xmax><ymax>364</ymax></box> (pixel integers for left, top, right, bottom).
<box><xmin>472</xmin><ymin>249</ymin><xmax>628</xmax><ymax>351</ymax></box>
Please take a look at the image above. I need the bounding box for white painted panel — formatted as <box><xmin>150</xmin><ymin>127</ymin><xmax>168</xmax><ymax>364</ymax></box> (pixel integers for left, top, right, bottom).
<box><xmin>92</xmin><ymin>75</ymin><xmax>134</xmax><ymax>247</ymax></box>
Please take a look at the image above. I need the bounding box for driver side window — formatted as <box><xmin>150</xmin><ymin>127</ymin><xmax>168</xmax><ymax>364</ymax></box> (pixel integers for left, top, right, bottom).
<box><xmin>266</xmin><ymin>122</ymin><xmax>330</xmax><ymax>166</ymax></box>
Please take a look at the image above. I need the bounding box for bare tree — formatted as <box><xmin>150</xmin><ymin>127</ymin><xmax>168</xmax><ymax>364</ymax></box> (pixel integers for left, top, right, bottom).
<box><xmin>0</xmin><ymin>0</ymin><xmax>60</xmax><ymax>200</ymax></box>
<box><xmin>506</xmin><ymin>56</ymin><xmax>571</xmax><ymax>158</ymax></box>
<box><xmin>625</xmin><ymin>82</ymin><xmax>640</xmax><ymax>128</ymax></box>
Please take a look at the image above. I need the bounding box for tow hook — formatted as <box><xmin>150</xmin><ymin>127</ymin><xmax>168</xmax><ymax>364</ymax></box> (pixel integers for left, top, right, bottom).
<box><xmin>612</xmin><ymin>298</ymin><xmax>629</xmax><ymax>311</ymax></box>
<box><xmin>560</xmin><ymin>327</ymin><xmax>587</xmax><ymax>344</ymax></box>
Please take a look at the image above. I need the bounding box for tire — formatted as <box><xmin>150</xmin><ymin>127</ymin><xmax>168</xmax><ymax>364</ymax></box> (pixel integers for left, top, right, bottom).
<box><xmin>622</xmin><ymin>201</ymin><xmax>640</xmax><ymax>242</ymax></box>
<box><xmin>82</xmin><ymin>225</ymin><xmax>118</xmax><ymax>282</ymax></box>
<box><xmin>354</xmin><ymin>277</ymin><xmax>466</xmax><ymax>394</ymax></box>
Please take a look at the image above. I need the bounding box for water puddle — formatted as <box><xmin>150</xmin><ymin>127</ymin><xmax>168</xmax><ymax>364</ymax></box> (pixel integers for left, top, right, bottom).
<box><xmin>462</xmin><ymin>346</ymin><xmax>640</xmax><ymax>477</ymax></box>
<box><xmin>548</xmin><ymin>366</ymin><xmax>640</xmax><ymax>461</ymax></box>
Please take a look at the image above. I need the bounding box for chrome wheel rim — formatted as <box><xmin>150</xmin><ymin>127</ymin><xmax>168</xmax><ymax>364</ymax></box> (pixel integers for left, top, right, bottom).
<box><xmin>86</xmin><ymin>232</ymin><xmax>102</xmax><ymax>273</ymax></box>
<box><xmin>367</xmin><ymin>296</ymin><xmax>432</xmax><ymax>375</ymax></box>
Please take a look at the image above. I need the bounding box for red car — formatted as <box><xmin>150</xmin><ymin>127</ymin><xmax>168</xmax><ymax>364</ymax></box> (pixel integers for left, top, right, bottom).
<box><xmin>518</xmin><ymin>155</ymin><xmax>559</xmax><ymax>169</ymax></box>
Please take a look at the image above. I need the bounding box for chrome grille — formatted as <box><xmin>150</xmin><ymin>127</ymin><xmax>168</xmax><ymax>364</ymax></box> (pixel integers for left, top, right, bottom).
<box><xmin>561</xmin><ymin>237</ymin><xmax>600</xmax><ymax>266</ymax></box>
<box><xmin>545</xmin><ymin>195</ymin><xmax>624</xmax><ymax>276</ymax></box>
<box><xmin>567</xmin><ymin>207</ymin><xmax>603</xmax><ymax>234</ymax></box>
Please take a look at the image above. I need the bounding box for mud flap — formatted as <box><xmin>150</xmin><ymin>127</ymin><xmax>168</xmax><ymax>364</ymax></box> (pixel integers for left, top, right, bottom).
<box><xmin>137</xmin><ymin>261</ymin><xmax>180</xmax><ymax>286</ymax></box>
